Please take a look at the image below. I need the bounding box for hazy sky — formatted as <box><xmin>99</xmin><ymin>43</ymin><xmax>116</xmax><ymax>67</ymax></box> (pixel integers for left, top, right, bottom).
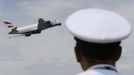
<box><xmin>0</xmin><ymin>0</ymin><xmax>134</xmax><ymax>75</ymax></box>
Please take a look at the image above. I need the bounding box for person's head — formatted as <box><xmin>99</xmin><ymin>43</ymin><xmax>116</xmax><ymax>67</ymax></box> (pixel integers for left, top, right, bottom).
<box><xmin>74</xmin><ymin>37</ymin><xmax>122</xmax><ymax>70</ymax></box>
<box><xmin>65</xmin><ymin>8</ymin><xmax>132</xmax><ymax>70</ymax></box>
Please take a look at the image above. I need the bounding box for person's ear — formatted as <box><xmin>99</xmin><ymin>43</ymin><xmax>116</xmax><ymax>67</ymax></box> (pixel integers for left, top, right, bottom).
<box><xmin>74</xmin><ymin>47</ymin><xmax>81</xmax><ymax>62</ymax></box>
<box><xmin>114</xmin><ymin>46</ymin><xmax>122</xmax><ymax>61</ymax></box>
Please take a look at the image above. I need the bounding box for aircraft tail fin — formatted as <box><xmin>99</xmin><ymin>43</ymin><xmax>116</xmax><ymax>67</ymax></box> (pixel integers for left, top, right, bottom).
<box><xmin>8</xmin><ymin>27</ymin><xmax>18</xmax><ymax>34</ymax></box>
<box><xmin>3</xmin><ymin>21</ymin><xmax>14</xmax><ymax>28</ymax></box>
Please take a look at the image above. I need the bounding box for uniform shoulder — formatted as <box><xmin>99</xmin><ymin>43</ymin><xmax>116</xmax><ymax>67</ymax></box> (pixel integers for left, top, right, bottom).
<box><xmin>77</xmin><ymin>70</ymin><xmax>103</xmax><ymax>75</ymax></box>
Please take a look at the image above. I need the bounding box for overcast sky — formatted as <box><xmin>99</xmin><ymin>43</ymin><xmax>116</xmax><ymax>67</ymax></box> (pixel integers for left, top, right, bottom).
<box><xmin>0</xmin><ymin>0</ymin><xmax>134</xmax><ymax>75</ymax></box>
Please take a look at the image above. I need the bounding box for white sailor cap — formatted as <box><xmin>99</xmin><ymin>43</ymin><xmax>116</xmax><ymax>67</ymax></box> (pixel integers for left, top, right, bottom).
<box><xmin>66</xmin><ymin>8</ymin><xmax>132</xmax><ymax>43</ymax></box>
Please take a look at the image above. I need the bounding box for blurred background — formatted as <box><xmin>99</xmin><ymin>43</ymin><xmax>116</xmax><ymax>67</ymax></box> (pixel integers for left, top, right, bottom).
<box><xmin>0</xmin><ymin>0</ymin><xmax>133</xmax><ymax>75</ymax></box>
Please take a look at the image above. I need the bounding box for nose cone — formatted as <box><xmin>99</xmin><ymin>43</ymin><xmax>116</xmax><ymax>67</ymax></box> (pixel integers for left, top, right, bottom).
<box><xmin>51</xmin><ymin>20</ymin><xmax>62</xmax><ymax>26</ymax></box>
<box><xmin>56</xmin><ymin>23</ymin><xmax>62</xmax><ymax>26</ymax></box>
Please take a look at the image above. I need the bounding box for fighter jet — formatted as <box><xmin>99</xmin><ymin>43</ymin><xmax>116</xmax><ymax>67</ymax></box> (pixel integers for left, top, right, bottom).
<box><xmin>3</xmin><ymin>18</ymin><xmax>61</xmax><ymax>37</ymax></box>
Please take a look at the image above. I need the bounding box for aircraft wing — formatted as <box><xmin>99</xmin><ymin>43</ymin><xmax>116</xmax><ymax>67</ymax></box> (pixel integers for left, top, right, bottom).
<box><xmin>38</xmin><ymin>18</ymin><xmax>61</xmax><ymax>30</ymax></box>
<box><xmin>38</xmin><ymin>18</ymin><xmax>50</xmax><ymax>30</ymax></box>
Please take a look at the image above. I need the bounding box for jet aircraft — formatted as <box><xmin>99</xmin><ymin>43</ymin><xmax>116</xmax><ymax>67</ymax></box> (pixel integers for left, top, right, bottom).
<box><xmin>3</xmin><ymin>18</ymin><xmax>61</xmax><ymax>37</ymax></box>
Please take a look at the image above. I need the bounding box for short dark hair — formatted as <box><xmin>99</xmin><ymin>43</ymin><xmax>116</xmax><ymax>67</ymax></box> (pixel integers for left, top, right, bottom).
<box><xmin>74</xmin><ymin>37</ymin><xmax>121</xmax><ymax>60</ymax></box>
